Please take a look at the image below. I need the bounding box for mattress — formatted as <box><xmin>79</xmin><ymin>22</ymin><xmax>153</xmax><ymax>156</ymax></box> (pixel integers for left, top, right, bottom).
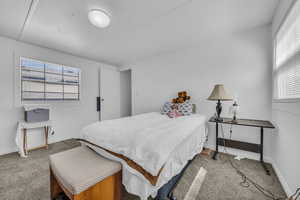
<box><xmin>81</xmin><ymin>112</ymin><xmax>207</xmax><ymax>200</ymax></box>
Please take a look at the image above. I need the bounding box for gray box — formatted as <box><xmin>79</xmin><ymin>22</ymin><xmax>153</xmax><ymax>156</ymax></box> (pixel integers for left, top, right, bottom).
<box><xmin>25</xmin><ymin>108</ymin><xmax>49</xmax><ymax>122</ymax></box>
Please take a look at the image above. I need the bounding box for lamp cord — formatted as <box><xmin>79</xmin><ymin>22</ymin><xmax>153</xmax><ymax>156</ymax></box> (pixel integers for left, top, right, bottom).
<box><xmin>290</xmin><ymin>188</ymin><xmax>300</xmax><ymax>200</ymax></box>
<box><xmin>219</xmin><ymin>124</ymin><xmax>289</xmax><ymax>200</ymax></box>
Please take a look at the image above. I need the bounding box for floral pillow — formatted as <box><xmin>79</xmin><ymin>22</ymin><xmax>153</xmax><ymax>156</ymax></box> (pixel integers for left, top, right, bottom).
<box><xmin>161</xmin><ymin>102</ymin><xmax>173</xmax><ymax>115</ymax></box>
<box><xmin>178</xmin><ymin>100</ymin><xmax>193</xmax><ymax>116</ymax></box>
<box><xmin>161</xmin><ymin>102</ymin><xmax>183</xmax><ymax>118</ymax></box>
<box><xmin>167</xmin><ymin>109</ymin><xmax>182</xmax><ymax>118</ymax></box>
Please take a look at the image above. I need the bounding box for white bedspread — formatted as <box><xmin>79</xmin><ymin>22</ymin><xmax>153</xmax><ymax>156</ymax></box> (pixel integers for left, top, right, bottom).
<box><xmin>81</xmin><ymin>112</ymin><xmax>207</xmax><ymax>199</ymax></box>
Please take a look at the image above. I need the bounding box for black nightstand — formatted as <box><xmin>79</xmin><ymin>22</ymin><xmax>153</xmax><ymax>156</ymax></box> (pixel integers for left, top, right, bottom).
<box><xmin>209</xmin><ymin>117</ymin><xmax>275</xmax><ymax>175</ymax></box>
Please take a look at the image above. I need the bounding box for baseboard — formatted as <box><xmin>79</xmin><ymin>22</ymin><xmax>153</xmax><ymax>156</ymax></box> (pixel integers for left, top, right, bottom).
<box><xmin>0</xmin><ymin>136</ymin><xmax>72</xmax><ymax>156</ymax></box>
<box><xmin>0</xmin><ymin>146</ymin><xmax>18</xmax><ymax>156</ymax></box>
<box><xmin>204</xmin><ymin>144</ymin><xmax>261</xmax><ymax>161</ymax></box>
<box><xmin>200</xmin><ymin>148</ymin><xmax>213</xmax><ymax>156</ymax></box>
<box><xmin>266</xmin><ymin>157</ymin><xmax>293</xmax><ymax>196</ymax></box>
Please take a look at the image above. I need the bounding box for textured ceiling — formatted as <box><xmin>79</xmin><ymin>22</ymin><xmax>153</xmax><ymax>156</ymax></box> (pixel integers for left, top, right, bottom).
<box><xmin>0</xmin><ymin>0</ymin><xmax>279</xmax><ymax>66</ymax></box>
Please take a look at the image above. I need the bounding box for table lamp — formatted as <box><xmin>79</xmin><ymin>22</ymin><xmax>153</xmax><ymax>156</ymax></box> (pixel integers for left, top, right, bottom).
<box><xmin>207</xmin><ymin>84</ymin><xmax>233</xmax><ymax>121</ymax></box>
<box><xmin>229</xmin><ymin>100</ymin><xmax>239</xmax><ymax>123</ymax></box>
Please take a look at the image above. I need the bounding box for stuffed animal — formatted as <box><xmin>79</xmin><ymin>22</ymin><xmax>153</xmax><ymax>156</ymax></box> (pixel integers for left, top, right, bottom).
<box><xmin>172</xmin><ymin>91</ymin><xmax>191</xmax><ymax>103</ymax></box>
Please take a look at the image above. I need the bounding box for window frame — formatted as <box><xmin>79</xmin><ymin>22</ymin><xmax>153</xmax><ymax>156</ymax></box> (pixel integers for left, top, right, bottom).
<box><xmin>272</xmin><ymin>0</ymin><xmax>300</xmax><ymax>103</ymax></box>
<box><xmin>20</xmin><ymin>57</ymin><xmax>81</xmax><ymax>102</ymax></box>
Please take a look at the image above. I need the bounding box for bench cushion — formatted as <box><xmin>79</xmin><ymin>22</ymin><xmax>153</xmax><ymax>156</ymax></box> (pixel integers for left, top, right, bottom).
<box><xmin>49</xmin><ymin>146</ymin><xmax>121</xmax><ymax>195</ymax></box>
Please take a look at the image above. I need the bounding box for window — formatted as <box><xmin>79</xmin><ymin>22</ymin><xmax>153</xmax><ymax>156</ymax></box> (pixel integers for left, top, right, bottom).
<box><xmin>274</xmin><ymin>1</ymin><xmax>300</xmax><ymax>100</ymax></box>
<box><xmin>20</xmin><ymin>57</ymin><xmax>80</xmax><ymax>101</ymax></box>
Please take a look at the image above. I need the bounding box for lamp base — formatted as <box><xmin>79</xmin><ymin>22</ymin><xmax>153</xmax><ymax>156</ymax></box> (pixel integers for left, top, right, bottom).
<box><xmin>231</xmin><ymin>115</ymin><xmax>237</xmax><ymax>123</ymax></box>
<box><xmin>216</xmin><ymin>100</ymin><xmax>222</xmax><ymax>121</ymax></box>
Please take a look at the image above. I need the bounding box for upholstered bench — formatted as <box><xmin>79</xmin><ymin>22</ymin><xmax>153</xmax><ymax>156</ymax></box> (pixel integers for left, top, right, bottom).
<box><xmin>49</xmin><ymin>146</ymin><xmax>122</xmax><ymax>200</ymax></box>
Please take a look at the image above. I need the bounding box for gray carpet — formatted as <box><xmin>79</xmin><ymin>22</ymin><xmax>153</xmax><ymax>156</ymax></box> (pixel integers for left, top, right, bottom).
<box><xmin>0</xmin><ymin>140</ymin><xmax>286</xmax><ymax>200</ymax></box>
<box><xmin>174</xmin><ymin>153</ymin><xmax>286</xmax><ymax>200</ymax></box>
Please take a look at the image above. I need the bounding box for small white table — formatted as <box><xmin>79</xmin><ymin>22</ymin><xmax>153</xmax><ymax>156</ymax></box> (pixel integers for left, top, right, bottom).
<box><xmin>16</xmin><ymin>120</ymin><xmax>52</xmax><ymax>157</ymax></box>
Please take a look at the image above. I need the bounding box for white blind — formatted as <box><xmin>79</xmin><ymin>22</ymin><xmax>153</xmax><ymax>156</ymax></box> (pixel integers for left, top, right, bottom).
<box><xmin>274</xmin><ymin>0</ymin><xmax>300</xmax><ymax>99</ymax></box>
<box><xmin>20</xmin><ymin>57</ymin><xmax>81</xmax><ymax>101</ymax></box>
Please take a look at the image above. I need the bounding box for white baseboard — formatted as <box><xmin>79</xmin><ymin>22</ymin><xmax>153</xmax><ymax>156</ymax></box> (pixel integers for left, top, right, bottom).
<box><xmin>205</xmin><ymin>144</ymin><xmax>261</xmax><ymax>161</ymax></box>
<box><xmin>204</xmin><ymin>144</ymin><xmax>292</xmax><ymax>196</ymax></box>
<box><xmin>0</xmin><ymin>135</ymin><xmax>73</xmax><ymax>156</ymax></box>
<box><xmin>0</xmin><ymin>146</ymin><xmax>18</xmax><ymax>156</ymax></box>
<box><xmin>266</xmin><ymin>157</ymin><xmax>293</xmax><ymax>196</ymax></box>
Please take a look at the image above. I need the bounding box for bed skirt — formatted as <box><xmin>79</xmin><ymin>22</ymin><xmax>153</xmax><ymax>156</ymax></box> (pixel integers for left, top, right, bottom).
<box><xmin>156</xmin><ymin>158</ymin><xmax>194</xmax><ymax>200</ymax></box>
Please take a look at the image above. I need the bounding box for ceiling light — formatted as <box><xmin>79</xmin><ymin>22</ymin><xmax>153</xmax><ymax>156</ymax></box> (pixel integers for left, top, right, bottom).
<box><xmin>88</xmin><ymin>9</ymin><xmax>111</xmax><ymax>28</ymax></box>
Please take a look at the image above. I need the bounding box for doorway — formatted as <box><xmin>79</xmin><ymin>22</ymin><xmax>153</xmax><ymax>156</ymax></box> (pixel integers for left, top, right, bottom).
<box><xmin>120</xmin><ymin>69</ymin><xmax>132</xmax><ymax>117</ymax></box>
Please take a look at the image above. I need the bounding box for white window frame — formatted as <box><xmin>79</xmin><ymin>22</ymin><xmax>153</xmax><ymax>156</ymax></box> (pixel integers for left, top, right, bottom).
<box><xmin>19</xmin><ymin>57</ymin><xmax>81</xmax><ymax>102</ymax></box>
<box><xmin>273</xmin><ymin>0</ymin><xmax>300</xmax><ymax>103</ymax></box>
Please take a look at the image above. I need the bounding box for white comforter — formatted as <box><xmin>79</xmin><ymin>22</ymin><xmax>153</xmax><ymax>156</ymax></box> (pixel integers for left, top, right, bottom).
<box><xmin>81</xmin><ymin>112</ymin><xmax>207</xmax><ymax>199</ymax></box>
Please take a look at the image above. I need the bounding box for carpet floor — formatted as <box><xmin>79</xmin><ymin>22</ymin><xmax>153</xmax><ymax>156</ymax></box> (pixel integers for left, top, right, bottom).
<box><xmin>0</xmin><ymin>140</ymin><xmax>286</xmax><ymax>200</ymax></box>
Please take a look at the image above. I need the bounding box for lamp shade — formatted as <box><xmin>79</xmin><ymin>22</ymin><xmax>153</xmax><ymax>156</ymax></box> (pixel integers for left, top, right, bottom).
<box><xmin>207</xmin><ymin>84</ymin><xmax>233</xmax><ymax>101</ymax></box>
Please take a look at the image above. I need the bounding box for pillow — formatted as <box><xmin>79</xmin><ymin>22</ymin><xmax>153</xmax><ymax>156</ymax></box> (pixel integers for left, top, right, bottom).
<box><xmin>161</xmin><ymin>102</ymin><xmax>173</xmax><ymax>115</ymax></box>
<box><xmin>167</xmin><ymin>109</ymin><xmax>183</xmax><ymax>118</ymax></box>
<box><xmin>178</xmin><ymin>100</ymin><xmax>193</xmax><ymax>116</ymax></box>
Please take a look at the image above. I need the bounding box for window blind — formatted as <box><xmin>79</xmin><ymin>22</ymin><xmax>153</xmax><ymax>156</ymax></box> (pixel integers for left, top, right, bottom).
<box><xmin>274</xmin><ymin>0</ymin><xmax>300</xmax><ymax>99</ymax></box>
<box><xmin>20</xmin><ymin>58</ymin><xmax>80</xmax><ymax>101</ymax></box>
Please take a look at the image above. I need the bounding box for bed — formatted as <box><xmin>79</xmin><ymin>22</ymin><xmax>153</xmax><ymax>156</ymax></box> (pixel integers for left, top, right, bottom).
<box><xmin>80</xmin><ymin>112</ymin><xmax>207</xmax><ymax>200</ymax></box>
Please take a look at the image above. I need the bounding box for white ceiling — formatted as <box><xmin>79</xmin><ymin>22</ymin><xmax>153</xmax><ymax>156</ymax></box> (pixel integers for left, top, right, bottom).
<box><xmin>0</xmin><ymin>0</ymin><xmax>279</xmax><ymax>66</ymax></box>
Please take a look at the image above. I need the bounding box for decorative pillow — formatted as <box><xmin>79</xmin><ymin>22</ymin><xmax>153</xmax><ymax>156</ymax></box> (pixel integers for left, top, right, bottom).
<box><xmin>161</xmin><ymin>102</ymin><xmax>173</xmax><ymax>115</ymax></box>
<box><xmin>178</xmin><ymin>100</ymin><xmax>193</xmax><ymax>116</ymax></box>
<box><xmin>170</xmin><ymin>104</ymin><xmax>179</xmax><ymax>110</ymax></box>
<box><xmin>167</xmin><ymin>109</ymin><xmax>183</xmax><ymax>118</ymax></box>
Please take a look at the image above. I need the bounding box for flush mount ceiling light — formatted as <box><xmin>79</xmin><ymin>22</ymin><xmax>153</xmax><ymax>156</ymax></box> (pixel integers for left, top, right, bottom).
<box><xmin>88</xmin><ymin>9</ymin><xmax>111</xmax><ymax>28</ymax></box>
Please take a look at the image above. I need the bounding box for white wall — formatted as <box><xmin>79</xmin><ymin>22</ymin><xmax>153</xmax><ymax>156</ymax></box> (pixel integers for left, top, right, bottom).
<box><xmin>120</xmin><ymin>70</ymin><xmax>132</xmax><ymax>117</ymax></box>
<box><xmin>0</xmin><ymin>36</ymin><xmax>118</xmax><ymax>155</ymax></box>
<box><xmin>130</xmin><ymin>25</ymin><xmax>273</xmax><ymax>160</ymax></box>
<box><xmin>271</xmin><ymin>0</ymin><xmax>299</xmax><ymax>195</ymax></box>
